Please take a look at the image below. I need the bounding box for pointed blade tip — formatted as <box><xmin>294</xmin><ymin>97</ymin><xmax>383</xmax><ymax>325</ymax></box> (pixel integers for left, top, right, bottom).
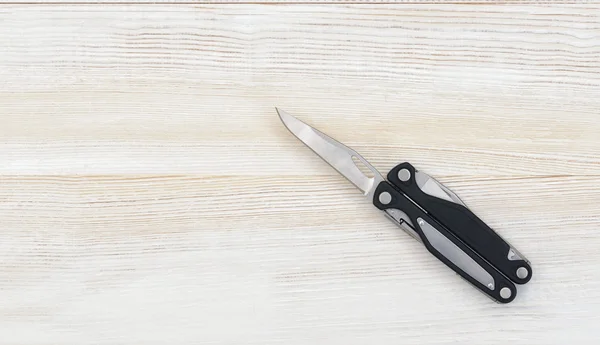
<box><xmin>275</xmin><ymin>107</ymin><xmax>285</xmax><ymax>121</ymax></box>
<box><xmin>275</xmin><ymin>108</ymin><xmax>295</xmax><ymax>128</ymax></box>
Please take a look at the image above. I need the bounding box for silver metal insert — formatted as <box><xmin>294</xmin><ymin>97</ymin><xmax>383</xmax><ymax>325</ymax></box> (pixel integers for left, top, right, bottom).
<box><xmin>398</xmin><ymin>168</ymin><xmax>411</xmax><ymax>182</ymax></box>
<box><xmin>516</xmin><ymin>267</ymin><xmax>529</xmax><ymax>279</ymax></box>
<box><xmin>417</xmin><ymin>217</ymin><xmax>495</xmax><ymax>290</ymax></box>
<box><xmin>384</xmin><ymin>209</ymin><xmax>421</xmax><ymax>243</ymax></box>
<box><xmin>500</xmin><ymin>287</ymin><xmax>512</xmax><ymax>299</ymax></box>
<box><xmin>508</xmin><ymin>248</ymin><xmax>524</xmax><ymax>261</ymax></box>
<box><xmin>415</xmin><ymin>171</ymin><xmax>466</xmax><ymax>206</ymax></box>
<box><xmin>379</xmin><ymin>192</ymin><xmax>392</xmax><ymax>205</ymax></box>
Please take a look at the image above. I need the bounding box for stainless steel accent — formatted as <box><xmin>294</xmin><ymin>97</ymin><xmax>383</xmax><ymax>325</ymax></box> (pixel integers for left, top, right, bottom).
<box><xmin>416</xmin><ymin>217</ymin><xmax>495</xmax><ymax>290</ymax></box>
<box><xmin>415</xmin><ymin>171</ymin><xmax>466</xmax><ymax>206</ymax></box>
<box><xmin>508</xmin><ymin>247</ymin><xmax>525</xmax><ymax>261</ymax></box>
<box><xmin>500</xmin><ymin>287</ymin><xmax>512</xmax><ymax>299</ymax></box>
<box><xmin>516</xmin><ymin>267</ymin><xmax>529</xmax><ymax>279</ymax></box>
<box><xmin>384</xmin><ymin>209</ymin><xmax>421</xmax><ymax>243</ymax></box>
<box><xmin>398</xmin><ymin>168</ymin><xmax>411</xmax><ymax>182</ymax></box>
<box><xmin>387</xmin><ymin>209</ymin><xmax>414</xmax><ymax>228</ymax></box>
<box><xmin>379</xmin><ymin>192</ymin><xmax>392</xmax><ymax>205</ymax></box>
<box><xmin>277</xmin><ymin>108</ymin><xmax>384</xmax><ymax>198</ymax></box>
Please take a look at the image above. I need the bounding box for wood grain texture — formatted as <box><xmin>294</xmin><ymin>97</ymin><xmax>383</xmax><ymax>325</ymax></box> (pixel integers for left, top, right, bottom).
<box><xmin>2</xmin><ymin>1</ymin><xmax>597</xmax><ymax>4</ymax></box>
<box><xmin>1</xmin><ymin>4</ymin><xmax>599</xmax><ymax>344</ymax></box>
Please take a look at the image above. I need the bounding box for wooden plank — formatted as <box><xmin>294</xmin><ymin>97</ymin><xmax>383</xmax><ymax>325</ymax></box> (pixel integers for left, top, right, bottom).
<box><xmin>1</xmin><ymin>1</ymin><xmax>597</xmax><ymax>5</ymax></box>
<box><xmin>1</xmin><ymin>4</ymin><xmax>599</xmax><ymax>344</ymax></box>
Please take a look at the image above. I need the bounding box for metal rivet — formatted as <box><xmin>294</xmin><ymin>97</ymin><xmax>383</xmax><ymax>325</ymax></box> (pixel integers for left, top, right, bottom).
<box><xmin>379</xmin><ymin>192</ymin><xmax>392</xmax><ymax>205</ymax></box>
<box><xmin>500</xmin><ymin>287</ymin><xmax>512</xmax><ymax>299</ymax></box>
<box><xmin>398</xmin><ymin>169</ymin><xmax>411</xmax><ymax>182</ymax></box>
<box><xmin>516</xmin><ymin>267</ymin><xmax>529</xmax><ymax>279</ymax></box>
<box><xmin>487</xmin><ymin>283</ymin><xmax>494</xmax><ymax>290</ymax></box>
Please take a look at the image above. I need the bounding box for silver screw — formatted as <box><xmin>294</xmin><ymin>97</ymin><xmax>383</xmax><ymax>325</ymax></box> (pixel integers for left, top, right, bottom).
<box><xmin>398</xmin><ymin>168</ymin><xmax>411</xmax><ymax>182</ymax></box>
<box><xmin>379</xmin><ymin>192</ymin><xmax>392</xmax><ymax>205</ymax></box>
<box><xmin>516</xmin><ymin>267</ymin><xmax>529</xmax><ymax>279</ymax></box>
<box><xmin>500</xmin><ymin>287</ymin><xmax>512</xmax><ymax>299</ymax></box>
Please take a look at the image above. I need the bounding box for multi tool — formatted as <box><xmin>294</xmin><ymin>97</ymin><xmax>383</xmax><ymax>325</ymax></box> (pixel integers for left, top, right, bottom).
<box><xmin>277</xmin><ymin>108</ymin><xmax>532</xmax><ymax>303</ymax></box>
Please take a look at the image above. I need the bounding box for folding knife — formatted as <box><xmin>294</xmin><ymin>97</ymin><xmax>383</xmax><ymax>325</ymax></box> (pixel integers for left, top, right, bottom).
<box><xmin>277</xmin><ymin>108</ymin><xmax>532</xmax><ymax>303</ymax></box>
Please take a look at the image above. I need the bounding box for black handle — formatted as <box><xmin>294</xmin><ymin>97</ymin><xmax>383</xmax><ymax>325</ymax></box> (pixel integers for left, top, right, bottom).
<box><xmin>387</xmin><ymin>163</ymin><xmax>532</xmax><ymax>284</ymax></box>
<box><xmin>373</xmin><ymin>181</ymin><xmax>517</xmax><ymax>303</ymax></box>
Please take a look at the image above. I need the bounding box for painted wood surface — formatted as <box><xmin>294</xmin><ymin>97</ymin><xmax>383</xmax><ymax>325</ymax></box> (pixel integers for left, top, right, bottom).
<box><xmin>0</xmin><ymin>3</ymin><xmax>599</xmax><ymax>344</ymax></box>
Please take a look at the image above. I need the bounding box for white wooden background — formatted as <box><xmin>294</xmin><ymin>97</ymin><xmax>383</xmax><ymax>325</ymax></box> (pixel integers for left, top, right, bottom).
<box><xmin>1</xmin><ymin>2</ymin><xmax>599</xmax><ymax>344</ymax></box>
